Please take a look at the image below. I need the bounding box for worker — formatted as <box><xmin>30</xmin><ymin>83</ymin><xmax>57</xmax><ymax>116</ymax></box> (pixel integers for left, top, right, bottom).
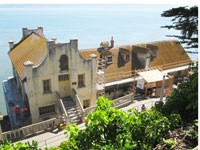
<box><xmin>24</xmin><ymin>107</ymin><xmax>29</xmax><ymax>117</ymax></box>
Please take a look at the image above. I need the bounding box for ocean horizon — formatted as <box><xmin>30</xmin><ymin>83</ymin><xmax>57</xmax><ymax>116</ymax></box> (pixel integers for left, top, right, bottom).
<box><xmin>0</xmin><ymin>4</ymin><xmax>197</xmax><ymax>115</ymax></box>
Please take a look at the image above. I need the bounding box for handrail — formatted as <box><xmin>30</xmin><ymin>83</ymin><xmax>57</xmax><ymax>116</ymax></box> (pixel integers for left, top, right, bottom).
<box><xmin>75</xmin><ymin>95</ymin><xmax>84</xmax><ymax>114</ymax></box>
<box><xmin>55</xmin><ymin>92</ymin><xmax>69</xmax><ymax>124</ymax></box>
<box><xmin>72</xmin><ymin>88</ymin><xmax>85</xmax><ymax>122</ymax></box>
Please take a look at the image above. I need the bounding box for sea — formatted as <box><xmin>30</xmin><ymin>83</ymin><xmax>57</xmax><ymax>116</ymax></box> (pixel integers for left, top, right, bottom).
<box><xmin>0</xmin><ymin>4</ymin><xmax>198</xmax><ymax>115</ymax></box>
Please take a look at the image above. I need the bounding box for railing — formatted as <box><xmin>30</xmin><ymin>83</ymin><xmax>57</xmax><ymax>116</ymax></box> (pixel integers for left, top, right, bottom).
<box><xmin>158</xmin><ymin>60</ymin><xmax>191</xmax><ymax>70</ymax></box>
<box><xmin>55</xmin><ymin>92</ymin><xmax>69</xmax><ymax>124</ymax></box>
<box><xmin>72</xmin><ymin>89</ymin><xmax>85</xmax><ymax>122</ymax></box>
<box><xmin>84</xmin><ymin>105</ymin><xmax>96</xmax><ymax>118</ymax></box>
<box><xmin>113</xmin><ymin>93</ymin><xmax>134</xmax><ymax>108</ymax></box>
<box><xmin>2</xmin><ymin>117</ymin><xmax>62</xmax><ymax>142</ymax></box>
<box><xmin>83</xmin><ymin>93</ymin><xmax>134</xmax><ymax>119</ymax></box>
<box><xmin>75</xmin><ymin>95</ymin><xmax>84</xmax><ymax>114</ymax></box>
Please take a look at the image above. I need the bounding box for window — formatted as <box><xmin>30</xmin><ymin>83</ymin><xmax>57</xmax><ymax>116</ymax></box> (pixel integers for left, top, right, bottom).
<box><xmin>43</xmin><ymin>79</ymin><xmax>51</xmax><ymax>93</ymax></box>
<box><xmin>125</xmin><ymin>54</ymin><xmax>130</xmax><ymax>62</ymax></box>
<box><xmin>122</xmin><ymin>53</ymin><xmax>130</xmax><ymax>62</ymax></box>
<box><xmin>59</xmin><ymin>55</ymin><xmax>69</xmax><ymax>71</ymax></box>
<box><xmin>58</xmin><ymin>74</ymin><xmax>69</xmax><ymax>81</ymax></box>
<box><xmin>107</xmin><ymin>55</ymin><xmax>112</xmax><ymax>64</ymax></box>
<box><xmin>78</xmin><ymin>74</ymin><xmax>85</xmax><ymax>88</ymax></box>
<box><xmin>39</xmin><ymin>105</ymin><xmax>55</xmax><ymax>116</ymax></box>
<box><xmin>83</xmin><ymin>99</ymin><xmax>90</xmax><ymax>109</ymax></box>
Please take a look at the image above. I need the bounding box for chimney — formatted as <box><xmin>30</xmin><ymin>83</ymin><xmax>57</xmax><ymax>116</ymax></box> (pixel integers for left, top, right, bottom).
<box><xmin>22</xmin><ymin>28</ymin><xmax>28</xmax><ymax>37</ymax></box>
<box><xmin>8</xmin><ymin>40</ymin><xmax>14</xmax><ymax>50</ymax></box>
<box><xmin>37</xmin><ymin>27</ymin><xmax>44</xmax><ymax>37</ymax></box>
<box><xmin>110</xmin><ymin>36</ymin><xmax>114</xmax><ymax>48</ymax></box>
<box><xmin>145</xmin><ymin>52</ymin><xmax>151</xmax><ymax>68</ymax></box>
<box><xmin>47</xmin><ymin>40</ymin><xmax>56</xmax><ymax>56</ymax></box>
<box><xmin>51</xmin><ymin>37</ymin><xmax>57</xmax><ymax>44</ymax></box>
<box><xmin>24</xmin><ymin>61</ymin><xmax>34</xmax><ymax>78</ymax></box>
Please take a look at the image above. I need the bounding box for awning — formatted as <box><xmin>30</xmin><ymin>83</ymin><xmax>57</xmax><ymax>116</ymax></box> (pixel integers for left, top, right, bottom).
<box><xmin>138</xmin><ymin>69</ymin><xmax>167</xmax><ymax>83</ymax></box>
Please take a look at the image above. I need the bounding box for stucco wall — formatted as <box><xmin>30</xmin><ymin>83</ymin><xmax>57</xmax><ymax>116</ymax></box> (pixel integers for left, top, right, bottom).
<box><xmin>24</xmin><ymin>40</ymin><xmax>97</xmax><ymax>123</ymax></box>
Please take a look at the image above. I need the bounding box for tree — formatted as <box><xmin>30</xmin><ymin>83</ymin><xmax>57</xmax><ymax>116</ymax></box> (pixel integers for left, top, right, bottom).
<box><xmin>58</xmin><ymin>97</ymin><xmax>180</xmax><ymax>150</ymax></box>
<box><xmin>155</xmin><ymin>63</ymin><xmax>198</xmax><ymax>122</ymax></box>
<box><xmin>161</xmin><ymin>6</ymin><xmax>198</xmax><ymax>51</ymax></box>
<box><xmin>0</xmin><ymin>140</ymin><xmax>39</xmax><ymax>150</ymax></box>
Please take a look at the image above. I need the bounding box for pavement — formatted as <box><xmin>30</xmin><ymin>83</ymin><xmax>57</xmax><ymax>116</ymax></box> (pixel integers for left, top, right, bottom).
<box><xmin>19</xmin><ymin>97</ymin><xmax>162</xmax><ymax>149</ymax></box>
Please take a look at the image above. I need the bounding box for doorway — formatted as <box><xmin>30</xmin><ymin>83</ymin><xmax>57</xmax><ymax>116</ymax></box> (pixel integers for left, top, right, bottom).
<box><xmin>58</xmin><ymin>74</ymin><xmax>70</xmax><ymax>98</ymax></box>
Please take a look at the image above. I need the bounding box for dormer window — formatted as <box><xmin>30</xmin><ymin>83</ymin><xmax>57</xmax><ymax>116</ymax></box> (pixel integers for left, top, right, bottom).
<box><xmin>107</xmin><ymin>55</ymin><xmax>112</xmax><ymax>64</ymax></box>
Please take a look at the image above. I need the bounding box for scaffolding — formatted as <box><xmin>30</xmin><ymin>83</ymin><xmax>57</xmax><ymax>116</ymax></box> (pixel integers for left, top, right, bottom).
<box><xmin>97</xmin><ymin>56</ymin><xmax>106</xmax><ymax>96</ymax></box>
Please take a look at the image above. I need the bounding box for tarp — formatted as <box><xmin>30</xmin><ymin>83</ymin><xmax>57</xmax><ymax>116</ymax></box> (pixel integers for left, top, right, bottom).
<box><xmin>138</xmin><ymin>69</ymin><xmax>168</xmax><ymax>83</ymax></box>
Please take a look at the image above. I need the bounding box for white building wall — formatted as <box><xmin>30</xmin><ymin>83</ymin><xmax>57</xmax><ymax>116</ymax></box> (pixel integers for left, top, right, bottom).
<box><xmin>24</xmin><ymin>40</ymin><xmax>97</xmax><ymax>123</ymax></box>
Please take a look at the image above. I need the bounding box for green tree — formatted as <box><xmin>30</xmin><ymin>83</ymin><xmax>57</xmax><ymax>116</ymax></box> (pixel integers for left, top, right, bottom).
<box><xmin>0</xmin><ymin>140</ymin><xmax>40</xmax><ymax>150</ymax></box>
<box><xmin>161</xmin><ymin>6</ymin><xmax>198</xmax><ymax>51</ymax></box>
<box><xmin>155</xmin><ymin>63</ymin><xmax>198</xmax><ymax>122</ymax></box>
<box><xmin>59</xmin><ymin>97</ymin><xmax>179</xmax><ymax>150</ymax></box>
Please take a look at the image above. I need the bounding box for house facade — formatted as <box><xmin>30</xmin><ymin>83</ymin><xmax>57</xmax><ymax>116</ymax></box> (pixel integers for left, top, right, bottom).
<box><xmin>4</xmin><ymin>27</ymin><xmax>191</xmax><ymax>125</ymax></box>
<box><xmin>8</xmin><ymin>27</ymin><xmax>97</xmax><ymax>123</ymax></box>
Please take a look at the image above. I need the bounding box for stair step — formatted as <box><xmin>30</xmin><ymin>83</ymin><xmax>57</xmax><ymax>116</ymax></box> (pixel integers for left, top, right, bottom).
<box><xmin>68</xmin><ymin>112</ymin><xmax>81</xmax><ymax>116</ymax></box>
<box><xmin>60</xmin><ymin>97</ymin><xmax>82</xmax><ymax>125</ymax></box>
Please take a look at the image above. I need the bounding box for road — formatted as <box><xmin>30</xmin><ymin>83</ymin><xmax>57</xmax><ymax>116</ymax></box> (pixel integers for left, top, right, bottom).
<box><xmin>19</xmin><ymin>97</ymin><xmax>162</xmax><ymax>149</ymax></box>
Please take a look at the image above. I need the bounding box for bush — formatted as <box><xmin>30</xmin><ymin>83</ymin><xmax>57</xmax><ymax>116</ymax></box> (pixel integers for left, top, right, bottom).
<box><xmin>164</xmin><ymin>138</ymin><xmax>177</xmax><ymax>149</ymax></box>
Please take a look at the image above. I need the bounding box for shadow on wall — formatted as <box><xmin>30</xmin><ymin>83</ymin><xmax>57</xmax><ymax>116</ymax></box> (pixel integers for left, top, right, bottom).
<box><xmin>131</xmin><ymin>45</ymin><xmax>158</xmax><ymax>70</ymax></box>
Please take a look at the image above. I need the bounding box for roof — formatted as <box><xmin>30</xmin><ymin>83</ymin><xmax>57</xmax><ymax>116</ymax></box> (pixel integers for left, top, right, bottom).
<box><xmin>135</xmin><ymin>40</ymin><xmax>191</xmax><ymax>70</ymax></box>
<box><xmin>138</xmin><ymin>69</ymin><xmax>168</xmax><ymax>83</ymax></box>
<box><xmin>9</xmin><ymin>33</ymin><xmax>47</xmax><ymax>80</ymax></box>
<box><xmin>79</xmin><ymin>48</ymin><xmax>100</xmax><ymax>60</ymax></box>
<box><xmin>80</xmin><ymin>40</ymin><xmax>191</xmax><ymax>83</ymax></box>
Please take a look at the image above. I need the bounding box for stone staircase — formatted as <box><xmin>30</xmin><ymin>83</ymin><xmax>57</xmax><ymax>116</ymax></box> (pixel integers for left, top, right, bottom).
<box><xmin>61</xmin><ymin>97</ymin><xmax>82</xmax><ymax>124</ymax></box>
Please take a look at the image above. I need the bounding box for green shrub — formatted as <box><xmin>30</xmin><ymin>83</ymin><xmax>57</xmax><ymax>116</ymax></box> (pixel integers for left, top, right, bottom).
<box><xmin>164</xmin><ymin>138</ymin><xmax>177</xmax><ymax>149</ymax></box>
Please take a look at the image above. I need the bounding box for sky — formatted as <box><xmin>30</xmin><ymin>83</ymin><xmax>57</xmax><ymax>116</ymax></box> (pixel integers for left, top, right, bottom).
<box><xmin>0</xmin><ymin>0</ymin><xmax>199</xmax><ymax>5</ymax></box>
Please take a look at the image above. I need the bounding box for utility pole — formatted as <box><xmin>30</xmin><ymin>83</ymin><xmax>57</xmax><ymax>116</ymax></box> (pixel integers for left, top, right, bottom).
<box><xmin>160</xmin><ymin>73</ymin><xmax>166</xmax><ymax>101</ymax></box>
<box><xmin>132</xmin><ymin>70</ymin><xmax>136</xmax><ymax>103</ymax></box>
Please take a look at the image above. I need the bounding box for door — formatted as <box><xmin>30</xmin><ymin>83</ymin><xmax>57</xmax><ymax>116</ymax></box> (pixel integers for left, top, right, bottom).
<box><xmin>58</xmin><ymin>74</ymin><xmax>70</xmax><ymax>98</ymax></box>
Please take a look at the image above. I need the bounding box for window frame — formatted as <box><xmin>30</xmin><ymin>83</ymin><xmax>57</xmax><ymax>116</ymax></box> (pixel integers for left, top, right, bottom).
<box><xmin>107</xmin><ymin>55</ymin><xmax>113</xmax><ymax>64</ymax></box>
<box><xmin>78</xmin><ymin>74</ymin><xmax>85</xmax><ymax>88</ymax></box>
<box><xmin>39</xmin><ymin>105</ymin><xmax>55</xmax><ymax>116</ymax></box>
<box><xmin>58</xmin><ymin>74</ymin><xmax>69</xmax><ymax>81</ymax></box>
<box><xmin>43</xmin><ymin>79</ymin><xmax>51</xmax><ymax>94</ymax></box>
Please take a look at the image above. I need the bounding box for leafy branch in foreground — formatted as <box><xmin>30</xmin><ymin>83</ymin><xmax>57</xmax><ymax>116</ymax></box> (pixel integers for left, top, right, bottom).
<box><xmin>59</xmin><ymin>97</ymin><xmax>181</xmax><ymax>150</ymax></box>
<box><xmin>161</xmin><ymin>6</ymin><xmax>198</xmax><ymax>50</ymax></box>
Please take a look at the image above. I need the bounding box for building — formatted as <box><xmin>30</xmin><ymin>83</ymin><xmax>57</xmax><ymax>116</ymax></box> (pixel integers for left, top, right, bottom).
<box><xmin>3</xmin><ymin>27</ymin><xmax>191</xmax><ymax>127</ymax></box>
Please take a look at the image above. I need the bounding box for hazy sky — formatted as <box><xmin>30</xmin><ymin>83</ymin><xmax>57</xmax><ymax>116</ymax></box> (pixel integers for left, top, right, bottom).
<box><xmin>0</xmin><ymin>0</ymin><xmax>198</xmax><ymax>5</ymax></box>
